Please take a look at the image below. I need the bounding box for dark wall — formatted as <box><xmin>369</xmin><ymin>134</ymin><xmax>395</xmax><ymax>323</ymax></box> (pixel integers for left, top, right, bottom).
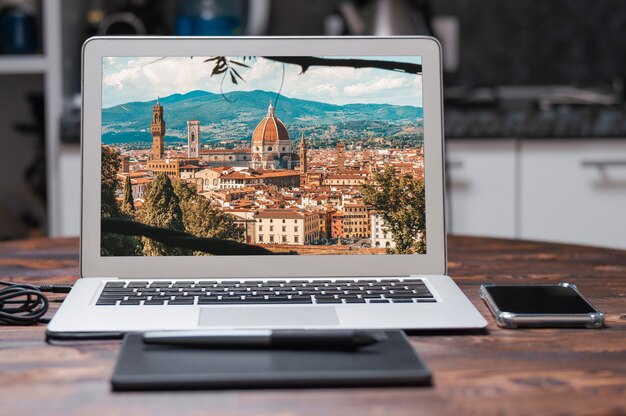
<box><xmin>432</xmin><ymin>0</ymin><xmax>626</xmax><ymax>86</ymax></box>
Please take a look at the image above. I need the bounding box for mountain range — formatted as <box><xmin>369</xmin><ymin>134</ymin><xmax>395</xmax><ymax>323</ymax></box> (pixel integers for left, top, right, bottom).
<box><xmin>102</xmin><ymin>90</ymin><xmax>423</xmax><ymax>146</ymax></box>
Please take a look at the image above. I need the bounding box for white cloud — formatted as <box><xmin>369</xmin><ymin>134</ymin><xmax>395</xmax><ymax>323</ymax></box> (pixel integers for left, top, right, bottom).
<box><xmin>102</xmin><ymin>56</ymin><xmax>423</xmax><ymax>108</ymax></box>
<box><xmin>344</xmin><ymin>77</ymin><xmax>411</xmax><ymax>96</ymax></box>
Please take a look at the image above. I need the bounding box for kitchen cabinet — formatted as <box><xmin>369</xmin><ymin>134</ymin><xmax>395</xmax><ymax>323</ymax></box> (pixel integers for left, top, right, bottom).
<box><xmin>445</xmin><ymin>140</ymin><xmax>518</xmax><ymax>238</ymax></box>
<box><xmin>520</xmin><ymin>140</ymin><xmax>626</xmax><ymax>249</ymax></box>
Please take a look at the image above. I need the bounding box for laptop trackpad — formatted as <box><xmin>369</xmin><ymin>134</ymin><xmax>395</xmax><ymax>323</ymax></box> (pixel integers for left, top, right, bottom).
<box><xmin>199</xmin><ymin>306</ymin><xmax>340</xmax><ymax>327</ymax></box>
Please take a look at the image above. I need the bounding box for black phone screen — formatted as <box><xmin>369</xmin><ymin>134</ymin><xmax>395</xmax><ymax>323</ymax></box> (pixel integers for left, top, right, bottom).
<box><xmin>484</xmin><ymin>285</ymin><xmax>596</xmax><ymax>314</ymax></box>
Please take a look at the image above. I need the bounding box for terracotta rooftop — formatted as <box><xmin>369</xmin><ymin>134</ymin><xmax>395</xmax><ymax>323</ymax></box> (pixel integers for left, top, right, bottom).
<box><xmin>254</xmin><ymin>208</ymin><xmax>316</xmax><ymax>220</ymax></box>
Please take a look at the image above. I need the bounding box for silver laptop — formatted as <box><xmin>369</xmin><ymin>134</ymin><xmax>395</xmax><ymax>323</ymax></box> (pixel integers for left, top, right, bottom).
<box><xmin>48</xmin><ymin>36</ymin><xmax>486</xmax><ymax>335</ymax></box>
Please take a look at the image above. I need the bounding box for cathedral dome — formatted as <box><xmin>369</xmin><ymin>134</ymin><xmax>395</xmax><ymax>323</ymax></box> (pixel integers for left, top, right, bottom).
<box><xmin>252</xmin><ymin>102</ymin><xmax>290</xmax><ymax>145</ymax></box>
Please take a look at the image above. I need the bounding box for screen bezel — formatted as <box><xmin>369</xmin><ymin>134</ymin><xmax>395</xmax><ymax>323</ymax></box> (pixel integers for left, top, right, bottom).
<box><xmin>81</xmin><ymin>36</ymin><xmax>447</xmax><ymax>279</ymax></box>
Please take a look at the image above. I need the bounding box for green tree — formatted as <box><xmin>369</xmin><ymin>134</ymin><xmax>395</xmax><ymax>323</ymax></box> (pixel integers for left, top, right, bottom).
<box><xmin>173</xmin><ymin>181</ymin><xmax>244</xmax><ymax>254</ymax></box>
<box><xmin>139</xmin><ymin>173</ymin><xmax>189</xmax><ymax>256</ymax></box>
<box><xmin>121</xmin><ymin>175</ymin><xmax>135</xmax><ymax>217</ymax></box>
<box><xmin>101</xmin><ymin>146</ymin><xmax>121</xmax><ymax>218</ymax></box>
<box><xmin>100</xmin><ymin>146</ymin><xmax>140</xmax><ymax>256</ymax></box>
<box><xmin>362</xmin><ymin>166</ymin><xmax>426</xmax><ymax>254</ymax></box>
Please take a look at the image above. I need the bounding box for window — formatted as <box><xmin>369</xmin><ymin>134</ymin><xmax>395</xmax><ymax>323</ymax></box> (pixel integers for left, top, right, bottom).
<box><xmin>259</xmin><ymin>235</ymin><xmax>264</xmax><ymax>242</ymax></box>
<box><xmin>270</xmin><ymin>226</ymin><xmax>274</xmax><ymax>232</ymax></box>
<box><xmin>268</xmin><ymin>146</ymin><xmax>273</xmax><ymax>151</ymax></box>
<box><xmin>270</xmin><ymin>235</ymin><xmax>274</xmax><ymax>243</ymax></box>
<box><xmin>294</xmin><ymin>226</ymin><xmax>299</xmax><ymax>232</ymax></box>
<box><xmin>259</xmin><ymin>225</ymin><xmax>263</xmax><ymax>231</ymax></box>
<box><xmin>282</xmin><ymin>235</ymin><xmax>287</xmax><ymax>243</ymax></box>
<box><xmin>282</xmin><ymin>226</ymin><xmax>286</xmax><ymax>232</ymax></box>
<box><xmin>294</xmin><ymin>236</ymin><xmax>299</xmax><ymax>243</ymax></box>
<box><xmin>282</xmin><ymin>219</ymin><xmax>286</xmax><ymax>223</ymax></box>
<box><xmin>386</xmin><ymin>242</ymin><xmax>391</xmax><ymax>247</ymax></box>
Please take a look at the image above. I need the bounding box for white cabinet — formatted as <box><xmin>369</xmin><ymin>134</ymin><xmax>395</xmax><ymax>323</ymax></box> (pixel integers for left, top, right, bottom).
<box><xmin>445</xmin><ymin>140</ymin><xmax>517</xmax><ymax>238</ymax></box>
<box><xmin>58</xmin><ymin>146</ymin><xmax>81</xmax><ymax>236</ymax></box>
<box><xmin>520</xmin><ymin>140</ymin><xmax>626</xmax><ymax>249</ymax></box>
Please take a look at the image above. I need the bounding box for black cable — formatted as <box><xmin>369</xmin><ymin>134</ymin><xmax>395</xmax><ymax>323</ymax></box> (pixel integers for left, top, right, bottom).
<box><xmin>45</xmin><ymin>331</ymin><xmax>125</xmax><ymax>344</ymax></box>
<box><xmin>0</xmin><ymin>280</ymin><xmax>72</xmax><ymax>325</ymax></box>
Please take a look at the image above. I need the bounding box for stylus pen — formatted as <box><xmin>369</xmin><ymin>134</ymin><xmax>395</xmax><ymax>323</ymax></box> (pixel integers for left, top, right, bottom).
<box><xmin>142</xmin><ymin>329</ymin><xmax>387</xmax><ymax>350</ymax></box>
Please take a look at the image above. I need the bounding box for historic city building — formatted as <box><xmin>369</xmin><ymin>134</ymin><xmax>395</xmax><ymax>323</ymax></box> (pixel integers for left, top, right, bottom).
<box><xmin>250</xmin><ymin>102</ymin><xmax>294</xmax><ymax>170</ymax></box>
<box><xmin>254</xmin><ymin>209</ymin><xmax>320</xmax><ymax>245</ymax></box>
<box><xmin>187</xmin><ymin>120</ymin><xmax>200</xmax><ymax>158</ymax></box>
<box><xmin>299</xmin><ymin>132</ymin><xmax>307</xmax><ymax>173</ymax></box>
<box><xmin>336</xmin><ymin>142</ymin><xmax>346</xmax><ymax>170</ymax></box>
<box><xmin>150</xmin><ymin>98</ymin><xmax>165</xmax><ymax>160</ymax></box>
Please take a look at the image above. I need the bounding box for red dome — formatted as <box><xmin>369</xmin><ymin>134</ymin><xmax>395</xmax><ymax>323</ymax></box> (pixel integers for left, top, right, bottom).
<box><xmin>252</xmin><ymin>102</ymin><xmax>290</xmax><ymax>145</ymax></box>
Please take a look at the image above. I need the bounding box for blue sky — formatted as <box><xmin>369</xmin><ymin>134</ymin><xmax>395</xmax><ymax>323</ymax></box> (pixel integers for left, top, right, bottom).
<box><xmin>102</xmin><ymin>56</ymin><xmax>422</xmax><ymax>109</ymax></box>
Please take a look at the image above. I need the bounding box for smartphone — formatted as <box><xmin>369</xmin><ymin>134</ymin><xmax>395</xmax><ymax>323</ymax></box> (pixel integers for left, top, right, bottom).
<box><xmin>479</xmin><ymin>283</ymin><xmax>604</xmax><ymax>329</ymax></box>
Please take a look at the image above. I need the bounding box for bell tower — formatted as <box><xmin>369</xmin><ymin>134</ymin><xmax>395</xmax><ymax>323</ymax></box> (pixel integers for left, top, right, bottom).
<box><xmin>299</xmin><ymin>131</ymin><xmax>307</xmax><ymax>173</ymax></box>
<box><xmin>187</xmin><ymin>120</ymin><xmax>200</xmax><ymax>158</ymax></box>
<box><xmin>151</xmin><ymin>97</ymin><xmax>165</xmax><ymax>160</ymax></box>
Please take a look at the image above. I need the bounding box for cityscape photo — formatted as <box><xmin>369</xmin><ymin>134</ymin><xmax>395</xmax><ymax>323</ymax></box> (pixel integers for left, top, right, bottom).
<box><xmin>100</xmin><ymin>55</ymin><xmax>425</xmax><ymax>256</ymax></box>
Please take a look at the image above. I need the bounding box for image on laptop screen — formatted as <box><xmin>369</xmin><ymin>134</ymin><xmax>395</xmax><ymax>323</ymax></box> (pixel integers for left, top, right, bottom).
<box><xmin>100</xmin><ymin>55</ymin><xmax>424</xmax><ymax>256</ymax></box>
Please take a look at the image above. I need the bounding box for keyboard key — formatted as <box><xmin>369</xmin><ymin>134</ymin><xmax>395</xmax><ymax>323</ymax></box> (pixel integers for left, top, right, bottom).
<box><xmin>267</xmin><ymin>295</ymin><xmax>289</xmax><ymax>302</ymax></box>
<box><xmin>98</xmin><ymin>294</ymin><xmax>126</xmax><ymax>300</ymax></box>
<box><xmin>316</xmin><ymin>298</ymin><xmax>342</xmax><ymax>304</ymax></box>
<box><xmin>243</xmin><ymin>295</ymin><xmax>265</xmax><ymax>301</ymax></box>
<box><xmin>120</xmin><ymin>300</ymin><xmax>141</xmax><ymax>305</ymax></box>
<box><xmin>173</xmin><ymin>296</ymin><xmax>194</xmax><ymax>301</ymax></box>
<box><xmin>149</xmin><ymin>282</ymin><xmax>172</xmax><ymax>288</ymax></box>
<box><xmin>391</xmin><ymin>290</ymin><xmax>416</xmax><ymax>296</ymax></box>
<box><xmin>369</xmin><ymin>299</ymin><xmax>390</xmax><ymax>303</ymax></box>
<box><xmin>390</xmin><ymin>298</ymin><xmax>414</xmax><ymax>303</ymax></box>
<box><xmin>344</xmin><ymin>298</ymin><xmax>366</xmax><ymax>303</ymax></box>
<box><xmin>240</xmin><ymin>282</ymin><xmax>261</xmax><ymax>288</ymax></box>
<box><xmin>172</xmin><ymin>281</ymin><xmax>194</xmax><ymax>287</ymax></box>
<box><xmin>221</xmin><ymin>295</ymin><xmax>243</xmax><ymax>301</ymax></box>
<box><xmin>144</xmin><ymin>299</ymin><xmax>165</xmax><ymax>305</ymax></box>
<box><xmin>104</xmin><ymin>282</ymin><xmax>125</xmax><ymax>288</ymax></box>
<box><xmin>127</xmin><ymin>281</ymin><xmax>149</xmax><ymax>288</ymax></box>
<box><xmin>168</xmin><ymin>299</ymin><xmax>194</xmax><ymax>305</ymax></box>
<box><xmin>416</xmin><ymin>298</ymin><xmax>437</xmax><ymax>303</ymax></box>
<box><xmin>195</xmin><ymin>280</ymin><xmax>218</xmax><ymax>285</ymax></box>
<box><xmin>96</xmin><ymin>299</ymin><xmax>118</xmax><ymax>305</ymax></box>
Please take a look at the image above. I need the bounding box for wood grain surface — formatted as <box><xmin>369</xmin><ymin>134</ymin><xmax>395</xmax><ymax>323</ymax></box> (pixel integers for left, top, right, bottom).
<box><xmin>0</xmin><ymin>236</ymin><xmax>625</xmax><ymax>416</ymax></box>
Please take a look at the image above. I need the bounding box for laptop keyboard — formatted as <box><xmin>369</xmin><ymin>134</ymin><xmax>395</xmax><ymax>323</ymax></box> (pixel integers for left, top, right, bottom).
<box><xmin>95</xmin><ymin>279</ymin><xmax>435</xmax><ymax>306</ymax></box>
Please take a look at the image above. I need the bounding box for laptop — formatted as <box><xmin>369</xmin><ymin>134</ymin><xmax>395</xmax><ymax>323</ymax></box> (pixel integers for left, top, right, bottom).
<box><xmin>48</xmin><ymin>36</ymin><xmax>487</xmax><ymax>335</ymax></box>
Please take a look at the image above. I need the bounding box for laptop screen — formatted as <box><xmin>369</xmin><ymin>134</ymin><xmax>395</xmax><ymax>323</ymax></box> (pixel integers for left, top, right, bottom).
<box><xmin>100</xmin><ymin>55</ymin><xmax>424</xmax><ymax>257</ymax></box>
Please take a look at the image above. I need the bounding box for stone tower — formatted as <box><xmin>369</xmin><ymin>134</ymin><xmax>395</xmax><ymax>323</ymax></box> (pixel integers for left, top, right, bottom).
<box><xmin>299</xmin><ymin>131</ymin><xmax>307</xmax><ymax>173</ymax></box>
<box><xmin>336</xmin><ymin>143</ymin><xmax>346</xmax><ymax>170</ymax></box>
<box><xmin>187</xmin><ymin>120</ymin><xmax>200</xmax><ymax>158</ymax></box>
<box><xmin>150</xmin><ymin>98</ymin><xmax>165</xmax><ymax>160</ymax></box>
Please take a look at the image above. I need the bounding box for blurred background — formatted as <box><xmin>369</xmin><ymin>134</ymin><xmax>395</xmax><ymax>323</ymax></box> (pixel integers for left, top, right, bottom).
<box><xmin>0</xmin><ymin>0</ymin><xmax>624</xmax><ymax>249</ymax></box>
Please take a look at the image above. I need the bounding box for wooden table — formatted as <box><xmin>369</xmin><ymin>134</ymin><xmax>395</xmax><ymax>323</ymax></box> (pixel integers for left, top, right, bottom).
<box><xmin>0</xmin><ymin>236</ymin><xmax>625</xmax><ymax>416</ymax></box>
